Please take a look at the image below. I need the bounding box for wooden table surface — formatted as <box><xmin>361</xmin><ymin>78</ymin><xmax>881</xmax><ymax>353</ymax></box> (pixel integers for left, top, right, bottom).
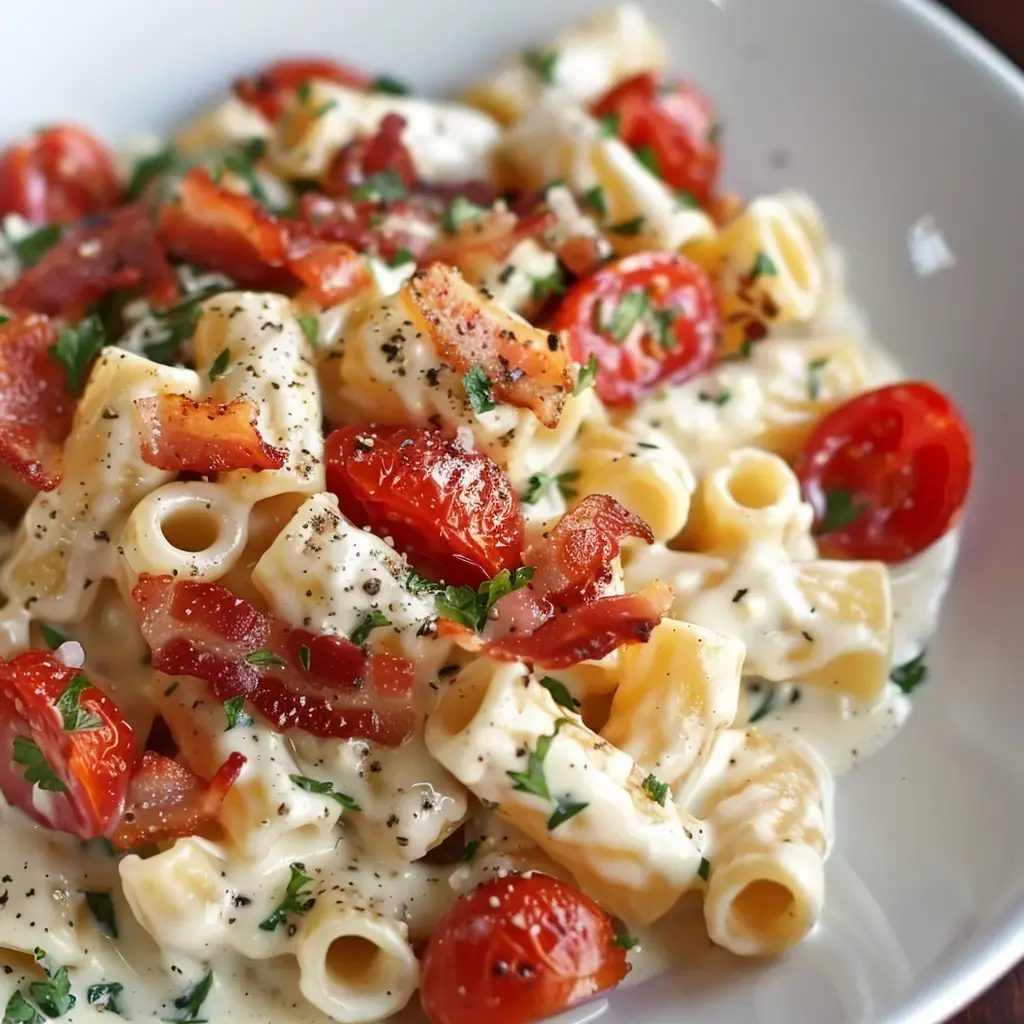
<box><xmin>926</xmin><ymin>2</ymin><xmax>1023</xmax><ymax>1017</ymax></box>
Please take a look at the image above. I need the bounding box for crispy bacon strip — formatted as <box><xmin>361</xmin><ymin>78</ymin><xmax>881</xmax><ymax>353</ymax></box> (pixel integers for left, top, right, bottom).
<box><xmin>0</xmin><ymin>313</ymin><xmax>74</xmax><ymax>490</ymax></box>
<box><xmin>405</xmin><ymin>262</ymin><xmax>573</xmax><ymax>428</ymax></box>
<box><xmin>426</xmin><ymin>206</ymin><xmax>557</xmax><ymax>268</ymax></box>
<box><xmin>325</xmin><ymin>112</ymin><xmax>418</xmax><ymax>197</ymax></box>
<box><xmin>132</xmin><ymin>574</ymin><xmax>416</xmax><ymax>745</ymax></box>
<box><xmin>284</xmin><ymin>236</ymin><xmax>373</xmax><ymax>306</ymax></box>
<box><xmin>108</xmin><ymin>750</ymin><xmax>246</xmax><ymax>850</ymax></box>
<box><xmin>3</xmin><ymin>205</ymin><xmax>179</xmax><ymax>319</ymax></box>
<box><xmin>135</xmin><ymin>394</ymin><xmax>287</xmax><ymax>473</ymax></box>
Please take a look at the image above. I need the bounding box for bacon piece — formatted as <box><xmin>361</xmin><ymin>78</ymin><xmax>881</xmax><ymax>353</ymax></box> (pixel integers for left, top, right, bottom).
<box><xmin>426</xmin><ymin>206</ymin><xmax>556</xmax><ymax>268</ymax></box>
<box><xmin>132</xmin><ymin>574</ymin><xmax>416</xmax><ymax>745</ymax></box>
<box><xmin>158</xmin><ymin>168</ymin><xmax>291</xmax><ymax>289</ymax></box>
<box><xmin>107</xmin><ymin>750</ymin><xmax>245</xmax><ymax>850</ymax></box>
<box><xmin>530</xmin><ymin>494</ymin><xmax>654</xmax><ymax>605</ymax></box>
<box><xmin>0</xmin><ymin>313</ymin><xmax>74</xmax><ymax>490</ymax></box>
<box><xmin>3</xmin><ymin>205</ymin><xmax>179</xmax><ymax>319</ymax></box>
<box><xmin>135</xmin><ymin>394</ymin><xmax>287</xmax><ymax>473</ymax></box>
<box><xmin>325</xmin><ymin>112</ymin><xmax>418</xmax><ymax>197</ymax></box>
<box><xmin>284</xmin><ymin>236</ymin><xmax>373</xmax><ymax>306</ymax></box>
<box><xmin>234</xmin><ymin>58</ymin><xmax>371</xmax><ymax>122</ymax></box>
<box><xmin>405</xmin><ymin>262</ymin><xmax>573</xmax><ymax>428</ymax></box>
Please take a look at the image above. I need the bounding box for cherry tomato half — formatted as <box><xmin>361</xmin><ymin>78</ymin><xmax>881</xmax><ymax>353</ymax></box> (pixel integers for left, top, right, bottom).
<box><xmin>420</xmin><ymin>874</ymin><xmax>629</xmax><ymax>1024</ymax></box>
<box><xmin>550</xmin><ymin>251</ymin><xmax>720</xmax><ymax>406</ymax></box>
<box><xmin>0</xmin><ymin>125</ymin><xmax>121</xmax><ymax>224</ymax></box>
<box><xmin>591</xmin><ymin>73</ymin><xmax>720</xmax><ymax>207</ymax></box>
<box><xmin>795</xmin><ymin>382</ymin><xmax>973</xmax><ymax>562</ymax></box>
<box><xmin>234</xmin><ymin>58</ymin><xmax>371</xmax><ymax>122</ymax></box>
<box><xmin>325</xmin><ymin>425</ymin><xmax>524</xmax><ymax>587</ymax></box>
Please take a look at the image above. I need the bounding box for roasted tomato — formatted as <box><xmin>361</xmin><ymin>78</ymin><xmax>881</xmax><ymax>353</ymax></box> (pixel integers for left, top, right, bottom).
<box><xmin>420</xmin><ymin>874</ymin><xmax>629</xmax><ymax>1024</ymax></box>
<box><xmin>234</xmin><ymin>57</ymin><xmax>371</xmax><ymax>122</ymax></box>
<box><xmin>591</xmin><ymin>73</ymin><xmax>720</xmax><ymax>207</ymax></box>
<box><xmin>0</xmin><ymin>652</ymin><xmax>135</xmax><ymax>839</ymax></box>
<box><xmin>0</xmin><ymin>125</ymin><xmax>121</xmax><ymax>224</ymax></box>
<box><xmin>551</xmin><ymin>252</ymin><xmax>719</xmax><ymax>406</ymax></box>
<box><xmin>325</xmin><ymin>425</ymin><xmax>524</xmax><ymax>587</ymax></box>
<box><xmin>324</xmin><ymin>112</ymin><xmax>418</xmax><ymax>196</ymax></box>
<box><xmin>795</xmin><ymin>382</ymin><xmax>973</xmax><ymax>562</ymax></box>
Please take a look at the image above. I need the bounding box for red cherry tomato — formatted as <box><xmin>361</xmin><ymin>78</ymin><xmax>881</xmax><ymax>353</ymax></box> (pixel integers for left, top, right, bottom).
<box><xmin>0</xmin><ymin>651</ymin><xmax>135</xmax><ymax>839</ymax></box>
<box><xmin>0</xmin><ymin>125</ymin><xmax>121</xmax><ymax>224</ymax></box>
<box><xmin>591</xmin><ymin>73</ymin><xmax>720</xmax><ymax>207</ymax></box>
<box><xmin>795</xmin><ymin>382</ymin><xmax>973</xmax><ymax>562</ymax></box>
<box><xmin>550</xmin><ymin>251</ymin><xmax>720</xmax><ymax>406</ymax></box>
<box><xmin>420</xmin><ymin>874</ymin><xmax>629</xmax><ymax>1024</ymax></box>
<box><xmin>324</xmin><ymin>425</ymin><xmax>524</xmax><ymax>587</ymax></box>
<box><xmin>234</xmin><ymin>58</ymin><xmax>371</xmax><ymax>122</ymax></box>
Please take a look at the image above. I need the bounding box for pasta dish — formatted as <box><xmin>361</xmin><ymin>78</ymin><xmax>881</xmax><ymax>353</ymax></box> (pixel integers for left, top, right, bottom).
<box><xmin>0</xmin><ymin>7</ymin><xmax>973</xmax><ymax>1023</ymax></box>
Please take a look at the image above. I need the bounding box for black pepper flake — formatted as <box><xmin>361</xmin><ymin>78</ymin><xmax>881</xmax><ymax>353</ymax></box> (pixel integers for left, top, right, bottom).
<box><xmin>547</xmin><ymin>333</ymin><xmax>560</xmax><ymax>351</ymax></box>
<box><xmin>732</xmin><ymin>588</ymin><xmax>748</xmax><ymax>603</ymax></box>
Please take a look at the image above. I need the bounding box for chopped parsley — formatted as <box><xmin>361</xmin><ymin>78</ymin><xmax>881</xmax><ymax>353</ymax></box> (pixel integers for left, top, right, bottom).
<box><xmin>442</xmin><ymin>195</ymin><xmax>488</xmax><ymax>235</ymax></box>
<box><xmin>580</xmin><ymin>185</ymin><xmax>607</xmax><ymax>219</ymax></box>
<box><xmin>208</xmin><ymin>347</ymin><xmax>231</xmax><ymax>382</ymax></box>
<box><xmin>126</xmin><ymin>145</ymin><xmax>183</xmax><ymax>198</ymax></box>
<box><xmin>539</xmin><ymin>676</ymin><xmax>580</xmax><ymax>710</ymax></box>
<box><xmin>56</xmin><ymin>674</ymin><xmax>103</xmax><ymax>733</ymax></box>
<box><xmin>647</xmin><ymin>307</ymin><xmax>677</xmax><ymax>349</ymax></box>
<box><xmin>608</xmin><ymin>289</ymin><xmax>650</xmax><ymax>343</ymax></box>
<box><xmin>3</xmin><ymin>991</ymin><xmax>45</xmax><ymax>1024</ymax></box>
<box><xmin>163</xmin><ymin>681</ymin><xmax>180</xmax><ymax>697</ymax></box>
<box><xmin>676</xmin><ymin>189</ymin><xmax>702</xmax><ymax>209</ymax></box>
<box><xmin>891</xmin><ymin>652</ymin><xmax>927</xmax><ymax>694</ymax></box>
<box><xmin>86</xmin><ymin>982</ymin><xmax>124</xmax><ymax>1014</ymax></box>
<box><xmin>547</xmin><ymin>798</ymin><xmax>589</xmax><ymax>831</ymax></box>
<box><xmin>634</xmin><ymin>144</ymin><xmax>660</xmax><ymax>177</ymax></box>
<box><xmin>819</xmin><ymin>488</ymin><xmax>867</xmax><ymax>533</ymax></box>
<box><xmin>352</xmin><ymin>169</ymin><xmax>408</xmax><ymax>202</ymax></box>
<box><xmin>350</xmin><ymin>609</ymin><xmax>391</xmax><ymax>645</ymax></box>
<box><xmin>298</xmin><ymin>644</ymin><xmax>311</xmax><ymax>672</ymax></box>
<box><xmin>530</xmin><ymin>270</ymin><xmax>565</xmax><ymax>303</ymax></box>
<box><xmin>435</xmin><ymin>567</ymin><xmax>534</xmax><ymax>632</ymax></box>
<box><xmin>385</xmin><ymin>247</ymin><xmax>414</xmax><ymax>267</ymax></box>
<box><xmin>259</xmin><ymin>863</ymin><xmax>316</xmax><ymax>932</ymax></box>
<box><xmin>163</xmin><ymin>970</ymin><xmax>213</xmax><ymax>1023</ymax></box>
<box><xmin>506</xmin><ymin>722</ymin><xmax>561</xmax><ymax>801</ymax></box>
<box><xmin>406</xmin><ymin>568</ymin><xmax>444</xmax><ymax>595</ymax></box>
<box><xmin>297</xmin><ymin>314</ymin><xmax>320</xmax><ymax>348</ymax></box>
<box><xmin>11</xmin><ymin>224</ymin><xmax>63</xmax><ymax>268</ymax></box>
<box><xmin>222</xmin><ymin>138</ymin><xmax>271</xmax><ymax>206</ymax></box>
<box><xmin>807</xmin><ymin>356</ymin><xmax>829</xmax><ymax>400</ymax></box>
<box><xmin>49</xmin><ymin>316</ymin><xmax>106</xmax><ymax>394</ymax></box>
<box><xmin>371</xmin><ymin>74</ymin><xmax>410</xmax><ymax>95</ymax></box>
<box><xmin>245</xmin><ymin>649</ymin><xmax>286</xmax><ymax>666</ymax></box>
<box><xmin>697</xmin><ymin>390</ymin><xmax>731</xmax><ymax>407</ymax></box>
<box><xmin>223</xmin><ymin>695</ymin><xmax>252</xmax><ymax>731</ymax></box>
<box><xmin>523</xmin><ymin>48</ymin><xmax>559</xmax><ymax>84</ymax></box>
<box><xmin>84</xmin><ymin>891</ymin><xmax>117</xmax><ymax>938</ymax></box>
<box><xmin>290</xmin><ymin>774</ymin><xmax>361</xmax><ymax>811</ymax></box>
<box><xmin>641</xmin><ymin>773</ymin><xmax>669</xmax><ymax>807</ymax></box>
<box><xmin>610</xmin><ymin>925</ymin><xmax>638</xmax><ymax>950</ymax></box>
<box><xmin>462</xmin><ymin>364</ymin><xmax>496</xmax><ymax>414</ymax></box>
<box><xmin>606</xmin><ymin>215</ymin><xmax>645</xmax><ymax>237</ymax></box>
<box><xmin>0</xmin><ymin>314</ymin><xmax>8</xmax><ymax>326</ymax></box>
<box><xmin>13</xmin><ymin>737</ymin><xmax>64</xmax><ymax>792</ymax></box>
<box><xmin>28</xmin><ymin>949</ymin><xmax>75</xmax><ymax>1018</ymax></box>
<box><xmin>140</xmin><ymin>284</ymin><xmax>230</xmax><ymax>365</ymax></box>
<box><xmin>750</xmin><ymin>251</ymin><xmax>778</xmax><ymax>280</ymax></box>
<box><xmin>697</xmin><ymin>856</ymin><xmax>711</xmax><ymax>881</ymax></box>
<box><xmin>39</xmin><ymin>623</ymin><xmax>71</xmax><ymax>650</ymax></box>
<box><xmin>598</xmin><ymin>113</ymin><xmax>620</xmax><ymax>137</ymax></box>
<box><xmin>574</xmin><ymin>353</ymin><xmax>599</xmax><ymax>395</ymax></box>
<box><xmin>520</xmin><ymin>470</ymin><xmax>579</xmax><ymax>505</ymax></box>
<box><xmin>459</xmin><ymin>839</ymin><xmax>481</xmax><ymax>862</ymax></box>
<box><xmin>748</xmin><ymin>687</ymin><xmax>777</xmax><ymax>724</ymax></box>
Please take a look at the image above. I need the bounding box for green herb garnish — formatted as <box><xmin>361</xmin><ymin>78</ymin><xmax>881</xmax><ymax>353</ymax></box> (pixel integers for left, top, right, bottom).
<box><xmin>598</xmin><ymin>114</ymin><xmax>620</xmax><ymax>137</ymax></box>
<box><xmin>12</xmin><ymin>225</ymin><xmax>62</xmax><ymax>268</ymax></box>
<box><xmin>607</xmin><ymin>216</ymin><xmax>645</xmax><ymax>237</ymax></box>
<box><xmin>290</xmin><ymin>774</ymin><xmax>361</xmax><ymax>811</ymax></box>
<box><xmin>520</xmin><ymin>470</ymin><xmax>579</xmax><ymax>505</ymax></box>
<box><xmin>539</xmin><ymin>676</ymin><xmax>580</xmax><ymax>710</ymax></box>
<box><xmin>371</xmin><ymin>74</ymin><xmax>410</xmax><ymax>95</ymax></box>
<box><xmin>608</xmin><ymin>289</ymin><xmax>650</xmax><ymax>343</ymax></box>
<box><xmin>352</xmin><ymin>169</ymin><xmax>408</xmax><ymax>202</ymax></box>
<box><xmin>49</xmin><ymin>316</ymin><xmax>106</xmax><ymax>394</ymax></box>
<box><xmin>442</xmin><ymin>195</ymin><xmax>488</xmax><ymax>235</ymax></box>
<box><xmin>223</xmin><ymin>695</ymin><xmax>252</xmax><ymax>731</ymax></box>
<box><xmin>86</xmin><ymin>982</ymin><xmax>124</xmax><ymax>1014</ymax></box>
<box><xmin>641</xmin><ymin>773</ymin><xmax>669</xmax><ymax>807</ymax></box>
<box><xmin>611</xmin><ymin>925</ymin><xmax>638</xmax><ymax>950</ymax></box>
<box><xmin>163</xmin><ymin>970</ymin><xmax>213</xmax><ymax>1022</ymax></box>
<box><xmin>259</xmin><ymin>864</ymin><xmax>316</xmax><ymax>932</ymax></box>
<box><xmin>350</xmin><ymin>609</ymin><xmax>391</xmax><ymax>645</ymax></box>
<box><xmin>39</xmin><ymin>623</ymin><xmax>71</xmax><ymax>650</ymax></box>
<box><xmin>208</xmin><ymin>347</ymin><xmax>231</xmax><ymax>382</ymax></box>
<box><xmin>29</xmin><ymin>949</ymin><xmax>75</xmax><ymax>1018</ymax></box>
<box><xmin>460</xmin><ymin>839</ymin><xmax>481</xmax><ymax>862</ymax></box>
<box><xmin>13</xmin><ymin>738</ymin><xmax>64</xmax><ymax>792</ymax></box>
<box><xmin>547</xmin><ymin>798</ymin><xmax>588</xmax><ymax>831</ymax></box>
<box><xmin>635</xmin><ymin>145</ymin><xmax>660</xmax><ymax>177</ymax></box>
<box><xmin>750</xmin><ymin>251</ymin><xmax>778</xmax><ymax>280</ymax></box>
<box><xmin>574</xmin><ymin>353</ymin><xmax>599</xmax><ymax>395</ymax></box>
<box><xmin>244</xmin><ymin>649</ymin><xmax>286</xmax><ymax>666</ymax></box>
<box><xmin>530</xmin><ymin>270</ymin><xmax>565</xmax><ymax>303</ymax></box>
<box><xmin>297</xmin><ymin>314</ymin><xmax>319</xmax><ymax>348</ymax></box>
<box><xmin>891</xmin><ymin>652</ymin><xmax>927</xmax><ymax>694</ymax></box>
<box><xmin>807</xmin><ymin>356</ymin><xmax>829</xmax><ymax>400</ymax></box>
<box><xmin>462</xmin><ymin>364</ymin><xmax>496</xmax><ymax>414</ymax></box>
<box><xmin>697</xmin><ymin>856</ymin><xmax>710</xmax><ymax>881</ymax></box>
<box><xmin>524</xmin><ymin>49</ymin><xmax>559</xmax><ymax>84</ymax></box>
<box><xmin>819</xmin><ymin>488</ymin><xmax>867</xmax><ymax>533</ymax></box>
<box><xmin>56</xmin><ymin>674</ymin><xmax>103</xmax><ymax>733</ymax></box>
<box><xmin>435</xmin><ymin>567</ymin><xmax>534</xmax><ymax>632</ymax></box>
<box><xmin>580</xmin><ymin>185</ymin><xmax>607</xmax><ymax>219</ymax></box>
<box><xmin>84</xmin><ymin>891</ymin><xmax>117</xmax><ymax>938</ymax></box>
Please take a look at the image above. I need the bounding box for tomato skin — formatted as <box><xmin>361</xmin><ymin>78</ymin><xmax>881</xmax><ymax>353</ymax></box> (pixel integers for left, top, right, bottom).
<box><xmin>0</xmin><ymin>125</ymin><xmax>121</xmax><ymax>225</ymax></box>
<box><xmin>550</xmin><ymin>251</ymin><xmax>720</xmax><ymax>406</ymax></box>
<box><xmin>795</xmin><ymin>382</ymin><xmax>973</xmax><ymax>562</ymax></box>
<box><xmin>420</xmin><ymin>874</ymin><xmax>629</xmax><ymax>1024</ymax></box>
<box><xmin>325</xmin><ymin>425</ymin><xmax>524</xmax><ymax>587</ymax></box>
<box><xmin>591</xmin><ymin>73</ymin><xmax>720</xmax><ymax>207</ymax></box>
<box><xmin>235</xmin><ymin>58</ymin><xmax>370</xmax><ymax>122</ymax></box>
<box><xmin>0</xmin><ymin>652</ymin><xmax>135</xmax><ymax>838</ymax></box>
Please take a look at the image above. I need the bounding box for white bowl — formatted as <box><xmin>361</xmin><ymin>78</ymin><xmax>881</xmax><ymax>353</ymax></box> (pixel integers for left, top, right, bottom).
<box><xmin>4</xmin><ymin>2</ymin><xmax>1023</xmax><ymax>1022</ymax></box>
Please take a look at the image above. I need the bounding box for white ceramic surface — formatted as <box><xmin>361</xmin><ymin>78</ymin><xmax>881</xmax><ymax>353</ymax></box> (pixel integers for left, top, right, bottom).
<box><xmin>3</xmin><ymin>1</ymin><xmax>1023</xmax><ymax>1022</ymax></box>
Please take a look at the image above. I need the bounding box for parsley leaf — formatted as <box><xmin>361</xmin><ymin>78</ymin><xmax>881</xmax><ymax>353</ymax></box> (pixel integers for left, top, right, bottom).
<box><xmin>259</xmin><ymin>863</ymin><xmax>316</xmax><ymax>932</ymax></box>
<box><xmin>460</xmin><ymin>839</ymin><xmax>481</xmax><ymax>862</ymax></box>
<box><xmin>12</xmin><ymin>224</ymin><xmax>62</xmax><ymax>268</ymax></box>
<box><xmin>29</xmin><ymin>949</ymin><xmax>75</xmax><ymax>1018</ymax></box>
<box><xmin>56</xmin><ymin>674</ymin><xmax>103</xmax><ymax>733</ymax></box>
<box><xmin>350</xmin><ymin>609</ymin><xmax>391</xmax><ymax>645</ymax></box>
<box><xmin>750</xmin><ymin>251</ymin><xmax>778</xmax><ymax>279</ymax></box>
<box><xmin>641</xmin><ymin>773</ymin><xmax>669</xmax><ymax>807</ymax></box>
<box><xmin>520</xmin><ymin>470</ymin><xmax>579</xmax><ymax>505</ymax></box>
<box><xmin>39</xmin><ymin>623</ymin><xmax>71</xmax><ymax>650</ymax></box>
<box><xmin>608</xmin><ymin>289</ymin><xmax>650</xmax><ymax>343</ymax></box>
<box><xmin>697</xmin><ymin>390</ymin><xmax>732</xmax><ymax>407</ymax></box>
<box><xmin>574</xmin><ymin>353</ymin><xmax>599</xmax><ymax>395</ymax></box>
<box><xmin>3</xmin><ymin>992</ymin><xmax>44</xmax><ymax>1023</ymax></box>
<box><xmin>462</xmin><ymin>364</ymin><xmax>496</xmax><ymax>414</ymax></box>
<box><xmin>126</xmin><ymin>145</ymin><xmax>183</xmax><ymax>198</ymax></box>
<box><xmin>223</xmin><ymin>695</ymin><xmax>252</xmax><ymax>731</ymax></box>
<box><xmin>676</xmin><ymin>189</ymin><xmax>702</xmax><ymax>209</ymax></box>
<box><xmin>580</xmin><ymin>185</ymin><xmax>607</xmax><ymax>219</ymax></box>
<box><xmin>164</xmin><ymin>681</ymin><xmax>180</xmax><ymax>697</ymax></box>
<box><xmin>434</xmin><ymin>567</ymin><xmax>535</xmax><ymax>632</ymax></box>
<box><xmin>598</xmin><ymin>113</ymin><xmax>620</xmax><ymax>137</ymax></box>
<box><xmin>891</xmin><ymin>652</ymin><xmax>927</xmax><ymax>694</ymax></box>
<box><xmin>819</xmin><ymin>488</ymin><xmax>867</xmax><ymax>533</ymax></box>
<box><xmin>748</xmin><ymin>687</ymin><xmax>777</xmax><ymax>724</ymax></box>
<box><xmin>352</xmin><ymin>169</ymin><xmax>408</xmax><ymax>202</ymax></box>
<box><xmin>222</xmin><ymin>139</ymin><xmax>272</xmax><ymax>206</ymax></box>
<box><xmin>386</xmin><ymin>247</ymin><xmax>414</xmax><ymax>267</ymax></box>
<box><xmin>298</xmin><ymin>644</ymin><xmax>311</xmax><ymax>672</ymax></box>
<box><xmin>524</xmin><ymin>48</ymin><xmax>559</xmax><ymax>84</ymax></box>
<box><xmin>290</xmin><ymin>774</ymin><xmax>361</xmax><ymax>811</ymax></box>
<box><xmin>434</xmin><ymin>586</ymin><xmax>481</xmax><ymax>631</ymax></box>
<box><xmin>49</xmin><ymin>316</ymin><xmax>106</xmax><ymax>394</ymax></box>
<box><xmin>530</xmin><ymin>270</ymin><xmax>565</xmax><ymax>303</ymax></box>
<box><xmin>606</xmin><ymin>216</ymin><xmax>645</xmax><ymax>237</ymax></box>
<box><xmin>547</xmin><ymin>798</ymin><xmax>588</xmax><ymax>831</ymax></box>
<box><xmin>84</xmin><ymin>891</ymin><xmax>117</xmax><ymax>938</ymax></box>
<box><xmin>635</xmin><ymin>144</ymin><xmax>661</xmax><ymax>177</ymax></box>
<box><xmin>141</xmin><ymin>285</ymin><xmax>229</xmax><ymax>365</ymax></box>
<box><xmin>442</xmin><ymin>195</ymin><xmax>488</xmax><ymax>235</ymax></box>
<box><xmin>372</xmin><ymin>74</ymin><xmax>410</xmax><ymax>95</ymax></box>
<box><xmin>13</xmin><ymin>737</ymin><xmax>65</xmax><ymax>792</ymax></box>
<box><xmin>539</xmin><ymin>676</ymin><xmax>580</xmax><ymax>710</ymax></box>
<box><xmin>244</xmin><ymin>649</ymin><xmax>285</xmax><ymax>667</ymax></box>
<box><xmin>406</xmin><ymin>569</ymin><xmax>443</xmax><ymax>594</ymax></box>
<box><xmin>86</xmin><ymin>982</ymin><xmax>124</xmax><ymax>1014</ymax></box>
<box><xmin>807</xmin><ymin>356</ymin><xmax>829</xmax><ymax>400</ymax></box>
<box><xmin>697</xmin><ymin>856</ymin><xmax>711</xmax><ymax>881</ymax></box>
<box><xmin>507</xmin><ymin>723</ymin><xmax>561</xmax><ymax>801</ymax></box>
<box><xmin>611</xmin><ymin>925</ymin><xmax>638</xmax><ymax>950</ymax></box>
<box><xmin>297</xmin><ymin>314</ymin><xmax>319</xmax><ymax>348</ymax></box>
<box><xmin>647</xmin><ymin>307</ymin><xmax>677</xmax><ymax>349</ymax></box>
<box><xmin>208</xmin><ymin>347</ymin><xmax>231</xmax><ymax>382</ymax></box>
<box><xmin>163</xmin><ymin>970</ymin><xmax>213</xmax><ymax>1022</ymax></box>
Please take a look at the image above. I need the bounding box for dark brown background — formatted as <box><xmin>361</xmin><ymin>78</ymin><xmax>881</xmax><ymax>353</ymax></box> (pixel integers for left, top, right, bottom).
<box><xmin>925</xmin><ymin>1</ymin><xmax>1021</xmax><ymax>1017</ymax></box>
